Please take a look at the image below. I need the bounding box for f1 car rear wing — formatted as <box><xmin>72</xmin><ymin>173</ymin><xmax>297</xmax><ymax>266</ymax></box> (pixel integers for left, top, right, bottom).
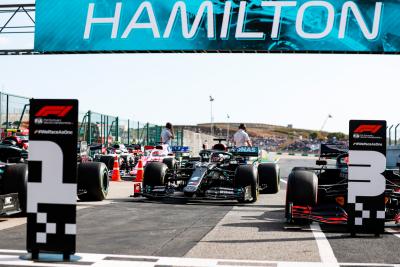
<box><xmin>230</xmin><ymin>146</ymin><xmax>260</xmax><ymax>157</ymax></box>
<box><xmin>126</xmin><ymin>144</ymin><xmax>142</xmax><ymax>150</ymax></box>
<box><xmin>144</xmin><ymin>145</ymin><xmax>164</xmax><ymax>150</ymax></box>
<box><xmin>89</xmin><ymin>144</ymin><xmax>103</xmax><ymax>151</ymax></box>
<box><xmin>171</xmin><ymin>146</ymin><xmax>190</xmax><ymax>153</ymax></box>
<box><xmin>320</xmin><ymin>143</ymin><xmax>348</xmax><ymax>159</ymax></box>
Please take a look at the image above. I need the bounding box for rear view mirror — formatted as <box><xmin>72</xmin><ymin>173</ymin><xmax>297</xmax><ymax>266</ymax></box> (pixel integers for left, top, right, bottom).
<box><xmin>316</xmin><ymin>160</ymin><xmax>327</xmax><ymax>166</ymax></box>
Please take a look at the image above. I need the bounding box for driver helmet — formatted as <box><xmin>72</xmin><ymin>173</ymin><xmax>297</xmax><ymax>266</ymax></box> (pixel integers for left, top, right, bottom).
<box><xmin>211</xmin><ymin>153</ymin><xmax>225</xmax><ymax>163</ymax></box>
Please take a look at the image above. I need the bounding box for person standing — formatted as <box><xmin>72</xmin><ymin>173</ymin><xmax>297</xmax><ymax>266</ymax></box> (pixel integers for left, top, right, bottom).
<box><xmin>202</xmin><ymin>140</ymin><xmax>208</xmax><ymax>150</ymax></box>
<box><xmin>161</xmin><ymin>122</ymin><xmax>174</xmax><ymax>146</ymax></box>
<box><xmin>233</xmin><ymin>123</ymin><xmax>252</xmax><ymax>147</ymax></box>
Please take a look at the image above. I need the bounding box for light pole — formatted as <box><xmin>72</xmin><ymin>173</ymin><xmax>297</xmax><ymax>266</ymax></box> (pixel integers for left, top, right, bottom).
<box><xmin>320</xmin><ymin>114</ymin><xmax>333</xmax><ymax>132</ymax></box>
<box><xmin>209</xmin><ymin>95</ymin><xmax>214</xmax><ymax>136</ymax></box>
<box><xmin>226</xmin><ymin>114</ymin><xmax>230</xmax><ymax>143</ymax></box>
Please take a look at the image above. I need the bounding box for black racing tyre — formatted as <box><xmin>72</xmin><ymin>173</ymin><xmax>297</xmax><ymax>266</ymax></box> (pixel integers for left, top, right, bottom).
<box><xmin>234</xmin><ymin>165</ymin><xmax>258</xmax><ymax>203</ymax></box>
<box><xmin>285</xmin><ymin>170</ymin><xmax>318</xmax><ymax>222</ymax></box>
<box><xmin>143</xmin><ymin>162</ymin><xmax>167</xmax><ymax>187</ymax></box>
<box><xmin>77</xmin><ymin>162</ymin><xmax>109</xmax><ymax>201</ymax></box>
<box><xmin>2</xmin><ymin>164</ymin><xmax>28</xmax><ymax>212</ymax></box>
<box><xmin>98</xmin><ymin>155</ymin><xmax>115</xmax><ymax>170</ymax></box>
<box><xmin>292</xmin><ymin>167</ymin><xmax>308</xmax><ymax>172</ymax></box>
<box><xmin>162</xmin><ymin>158</ymin><xmax>176</xmax><ymax>170</ymax></box>
<box><xmin>258</xmin><ymin>163</ymin><xmax>280</xmax><ymax>194</ymax></box>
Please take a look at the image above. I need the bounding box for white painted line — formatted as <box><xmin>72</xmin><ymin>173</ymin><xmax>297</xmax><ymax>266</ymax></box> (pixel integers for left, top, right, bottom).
<box><xmin>278</xmin><ymin>263</ymin><xmax>336</xmax><ymax>267</ymax></box>
<box><xmin>0</xmin><ymin>249</ymin><xmax>397</xmax><ymax>267</ymax></box>
<box><xmin>386</xmin><ymin>228</ymin><xmax>400</xmax><ymax>238</ymax></box>
<box><xmin>310</xmin><ymin>223</ymin><xmax>338</xmax><ymax>266</ymax></box>
<box><xmin>280</xmin><ymin>178</ymin><xmax>287</xmax><ymax>184</ymax></box>
<box><xmin>157</xmin><ymin>257</ymin><xmax>217</xmax><ymax>267</ymax></box>
<box><xmin>275</xmin><ymin>157</ymin><xmax>280</xmax><ymax>163</ymax></box>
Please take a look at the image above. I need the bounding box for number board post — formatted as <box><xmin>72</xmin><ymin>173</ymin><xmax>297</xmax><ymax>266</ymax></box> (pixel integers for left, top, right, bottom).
<box><xmin>27</xmin><ymin>99</ymin><xmax>78</xmax><ymax>260</ymax></box>
<box><xmin>348</xmin><ymin>120</ymin><xmax>386</xmax><ymax>236</ymax></box>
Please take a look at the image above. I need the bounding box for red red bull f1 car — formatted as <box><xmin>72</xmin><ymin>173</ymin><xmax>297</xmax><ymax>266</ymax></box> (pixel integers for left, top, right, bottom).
<box><xmin>285</xmin><ymin>144</ymin><xmax>400</xmax><ymax>225</ymax></box>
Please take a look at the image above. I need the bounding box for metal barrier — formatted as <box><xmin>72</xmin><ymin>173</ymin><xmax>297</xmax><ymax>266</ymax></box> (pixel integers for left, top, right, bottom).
<box><xmin>0</xmin><ymin>91</ymin><xmax>184</xmax><ymax>147</ymax></box>
<box><xmin>78</xmin><ymin>111</ymin><xmax>118</xmax><ymax>146</ymax></box>
<box><xmin>387</xmin><ymin>123</ymin><xmax>400</xmax><ymax>146</ymax></box>
<box><xmin>78</xmin><ymin>112</ymin><xmax>184</xmax><ymax>146</ymax></box>
<box><xmin>0</xmin><ymin>92</ymin><xmax>29</xmax><ymax>137</ymax></box>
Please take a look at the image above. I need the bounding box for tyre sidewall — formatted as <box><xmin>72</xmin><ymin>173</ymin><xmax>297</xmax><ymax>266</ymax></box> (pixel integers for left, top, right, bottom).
<box><xmin>2</xmin><ymin>164</ymin><xmax>28</xmax><ymax>212</ymax></box>
<box><xmin>143</xmin><ymin>162</ymin><xmax>167</xmax><ymax>187</ymax></box>
<box><xmin>162</xmin><ymin>158</ymin><xmax>176</xmax><ymax>170</ymax></box>
<box><xmin>258</xmin><ymin>163</ymin><xmax>280</xmax><ymax>194</ymax></box>
<box><xmin>285</xmin><ymin>170</ymin><xmax>318</xmax><ymax>218</ymax></box>
<box><xmin>234</xmin><ymin>165</ymin><xmax>258</xmax><ymax>203</ymax></box>
<box><xmin>78</xmin><ymin>162</ymin><xmax>109</xmax><ymax>201</ymax></box>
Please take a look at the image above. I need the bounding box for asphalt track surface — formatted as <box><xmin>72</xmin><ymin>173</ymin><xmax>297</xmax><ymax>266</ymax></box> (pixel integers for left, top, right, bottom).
<box><xmin>0</xmin><ymin>155</ymin><xmax>399</xmax><ymax>267</ymax></box>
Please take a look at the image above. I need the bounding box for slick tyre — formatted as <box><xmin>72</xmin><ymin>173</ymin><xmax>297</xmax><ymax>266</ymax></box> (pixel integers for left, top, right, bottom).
<box><xmin>234</xmin><ymin>165</ymin><xmax>258</xmax><ymax>203</ymax></box>
<box><xmin>78</xmin><ymin>162</ymin><xmax>109</xmax><ymax>201</ymax></box>
<box><xmin>143</xmin><ymin>162</ymin><xmax>167</xmax><ymax>187</ymax></box>
<box><xmin>2</xmin><ymin>164</ymin><xmax>28</xmax><ymax>213</ymax></box>
<box><xmin>162</xmin><ymin>158</ymin><xmax>177</xmax><ymax>170</ymax></box>
<box><xmin>258</xmin><ymin>163</ymin><xmax>280</xmax><ymax>194</ymax></box>
<box><xmin>285</xmin><ymin>170</ymin><xmax>318</xmax><ymax>223</ymax></box>
<box><xmin>98</xmin><ymin>155</ymin><xmax>115</xmax><ymax>170</ymax></box>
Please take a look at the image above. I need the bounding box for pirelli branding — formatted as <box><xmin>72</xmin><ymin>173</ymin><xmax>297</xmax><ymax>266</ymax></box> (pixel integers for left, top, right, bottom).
<box><xmin>348</xmin><ymin>120</ymin><xmax>386</xmax><ymax>236</ymax></box>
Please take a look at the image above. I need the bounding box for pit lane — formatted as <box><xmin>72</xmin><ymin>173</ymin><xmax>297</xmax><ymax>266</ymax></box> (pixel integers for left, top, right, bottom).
<box><xmin>0</xmin><ymin>155</ymin><xmax>399</xmax><ymax>266</ymax></box>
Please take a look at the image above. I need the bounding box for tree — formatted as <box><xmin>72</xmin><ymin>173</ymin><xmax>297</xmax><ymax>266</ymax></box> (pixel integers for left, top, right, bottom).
<box><xmin>327</xmin><ymin>132</ymin><xmax>346</xmax><ymax>141</ymax></box>
<box><xmin>309</xmin><ymin>132</ymin><xmax>318</xmax><ymax>140</ymax></box>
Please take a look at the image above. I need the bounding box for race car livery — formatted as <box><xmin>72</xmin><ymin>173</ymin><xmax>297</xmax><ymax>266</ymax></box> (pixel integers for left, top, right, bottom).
<box><xmin>140</xmin><ymin>141</ymin><xmax>280</xmax><ymax>203</ymax></box>
<box><xmin>285</xmin><ymin>144</ymin><xmax>400</xmax><ymax>225</ymax></box>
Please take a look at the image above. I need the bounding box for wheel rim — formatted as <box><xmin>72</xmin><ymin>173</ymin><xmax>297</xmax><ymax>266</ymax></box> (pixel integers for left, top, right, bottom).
<box><xmin>102</xmin><ymin>170</ymin><xmax>109</xmax><ymax>193</ymax></box>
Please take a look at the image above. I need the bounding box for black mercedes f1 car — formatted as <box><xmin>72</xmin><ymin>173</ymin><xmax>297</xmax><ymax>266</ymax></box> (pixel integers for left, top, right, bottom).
<box><xmin>285</xmin><ymin>144</ymin><xmax>400</xmax><ymax>225</ymax></box>
<box><xmin>141</xmin><ymin>140</ymin><xmax>280</xmax><ymax>203</ymax></box>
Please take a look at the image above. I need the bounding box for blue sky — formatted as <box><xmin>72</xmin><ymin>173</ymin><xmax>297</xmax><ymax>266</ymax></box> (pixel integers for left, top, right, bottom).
<box><xmin>0</xmin><ymin>1</ymin><xmax>399</xmax><ymax>133</ymax></box>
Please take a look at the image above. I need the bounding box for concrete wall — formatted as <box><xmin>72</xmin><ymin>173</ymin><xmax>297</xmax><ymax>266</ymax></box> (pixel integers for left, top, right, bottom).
<box><xmin>183</xmin><ymin>130</ymin><xmax>215</xmax><ymax>156</ymax></box>
<box><xmin>387</xmin><ymin>145</ymin><xmax>400</xmax><ymax>168</ymax></box>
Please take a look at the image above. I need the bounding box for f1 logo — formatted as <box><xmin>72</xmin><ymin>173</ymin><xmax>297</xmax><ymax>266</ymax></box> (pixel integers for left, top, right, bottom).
<box><xmin>354</xmin><ymin>125</ymin><xmax>382</xmax><ymax>134</ymax></box>
<box><xmin>35</xmin><ymin>106</ymin><xmax>73</xmax><ymax>117</ymax></box>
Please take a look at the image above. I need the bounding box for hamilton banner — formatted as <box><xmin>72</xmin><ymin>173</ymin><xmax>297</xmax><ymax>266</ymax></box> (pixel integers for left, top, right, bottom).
<box><xmin>34</xmin><ymin>0</ymin><xmax>400</xmax><ymax>53</ymax></box>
